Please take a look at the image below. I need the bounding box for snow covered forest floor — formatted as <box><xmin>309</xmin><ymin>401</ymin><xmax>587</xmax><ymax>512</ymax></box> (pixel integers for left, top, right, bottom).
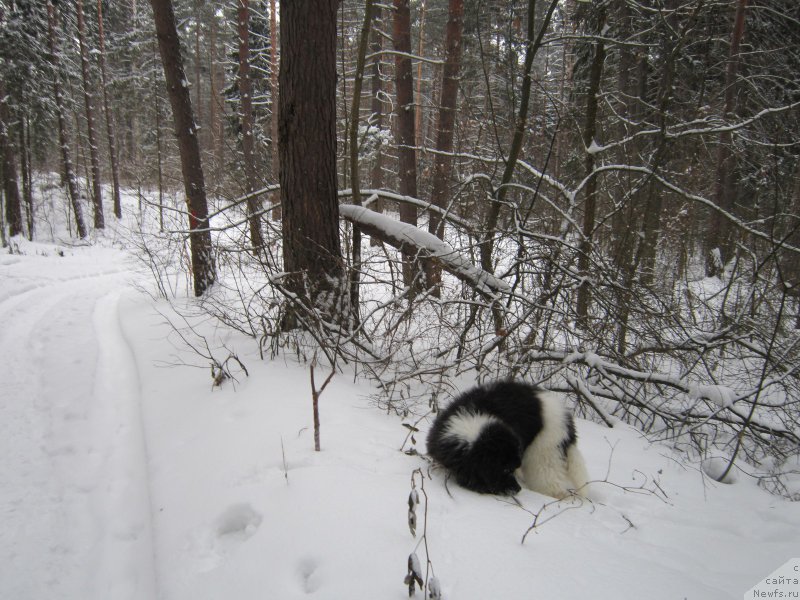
<box><xmin>2</xmin><ymin>185</ymin><xmax>799</xmax><ymax>600</ymax></box>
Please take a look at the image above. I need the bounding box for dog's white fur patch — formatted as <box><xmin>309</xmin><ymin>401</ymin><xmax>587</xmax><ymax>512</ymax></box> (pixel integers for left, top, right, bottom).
<box><xmin>517</xmin><ymin>392</ymin><xmax>591</xmax><ymax>499</ymax></box>
<box><xmin>442</xmin><ymin>410</ymin><xmax>499</xmax><ymax>445</ymax></box>
<box><xmin>566</xmin><ymin>444</ymin><xmax>591</xmax><ymax>497</ymax></box>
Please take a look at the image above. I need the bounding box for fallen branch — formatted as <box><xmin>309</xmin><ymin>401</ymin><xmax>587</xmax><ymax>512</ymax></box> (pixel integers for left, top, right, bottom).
<box><xmin>339</xmin><ymin>204</ymin><xmax>510</xmax><ymax>297</ymax></box>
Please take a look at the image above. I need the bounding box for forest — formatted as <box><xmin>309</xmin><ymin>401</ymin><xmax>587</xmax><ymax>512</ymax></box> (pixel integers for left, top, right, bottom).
<box><xmin>1</xmin><ymin>0</ymin><xmax>799</xmax><ymax>499</ymax></box>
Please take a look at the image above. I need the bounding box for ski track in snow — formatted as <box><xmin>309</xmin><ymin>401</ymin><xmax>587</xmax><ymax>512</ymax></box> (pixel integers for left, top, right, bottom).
<box><xmin>0</xmin><ymin>255</ymin><xmax>157</xmax><ymax>600</ymax></box>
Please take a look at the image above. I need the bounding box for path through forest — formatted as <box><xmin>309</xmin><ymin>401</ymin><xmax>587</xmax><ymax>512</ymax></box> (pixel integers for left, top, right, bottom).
<box><xmin>0</xmin><ymin>243</ymin><xmax>157</xmax><ymax>599</ymax></box>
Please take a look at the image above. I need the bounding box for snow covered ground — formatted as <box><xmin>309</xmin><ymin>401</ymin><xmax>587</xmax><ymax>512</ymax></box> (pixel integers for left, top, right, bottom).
<box><xmin>1</xmin><ymin>204</ymin><xmax>798</xmax><ymax>599</ymax></box>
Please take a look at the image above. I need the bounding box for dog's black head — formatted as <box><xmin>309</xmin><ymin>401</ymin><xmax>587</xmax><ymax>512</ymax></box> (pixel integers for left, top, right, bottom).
<box><xmin>456</xmin><ymin>422</ymin><xmax>523</xmax><ymax>495</ymax></box>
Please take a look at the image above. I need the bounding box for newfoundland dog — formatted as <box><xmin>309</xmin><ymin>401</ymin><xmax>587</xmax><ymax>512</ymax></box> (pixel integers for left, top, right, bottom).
<box><xmin>426</xmin><ymin>380</ymin><xmax>589</xmax><ymax>498</ymax></box>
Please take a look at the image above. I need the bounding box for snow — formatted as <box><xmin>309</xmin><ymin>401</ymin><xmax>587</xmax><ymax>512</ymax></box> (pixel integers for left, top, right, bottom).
<box><xmin>586</xmin><ymin>139</ymin><xmax>604</xmax><ymax>155</ymax></box>
<box><xmin>339</xmin><ymin>204</ymin><xmax>510</xmax><ymax>295</ymax></box>
<box><xmin>2</xmin><ymin>191</ymin><xmax>799</xmax><ymax>600</ymax></box>
<box><xmin>689</xmin><ymin>384</ymin><xmax>736</xmax><ymax>408</ymax></box>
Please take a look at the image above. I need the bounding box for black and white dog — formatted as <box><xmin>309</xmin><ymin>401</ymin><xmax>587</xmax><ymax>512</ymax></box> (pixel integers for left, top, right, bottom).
<box><xmin>426</xmin><ymin>380</ymin><xmax>589</xmax><ymax>498</ymax></box>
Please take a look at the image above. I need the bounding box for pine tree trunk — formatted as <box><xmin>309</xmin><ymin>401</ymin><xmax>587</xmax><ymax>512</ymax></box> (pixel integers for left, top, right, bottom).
<box><xmin>348</xmin><ymin>0</ymin><xmax>376</xmax><ymax>322</ymax></box>
<box><xmin>19</xmin><ymin>118</ymin><xmax>33</xmax><ymax>240</ymax></box>
<box><xmin>150</xmin><ymin>0</ymin><xmax>216</xmax><ymax>296</ymax></box>
<box><xmin>269</xmin><ymin>0</ymin><xmax>280</xmax><ymax>220</ymax></box>
<box><xmin>575</xmin><ymin>6</ymin><xmax>607</xmax><ymax>325</ymax></box>
<box><xmin>707</xmin><ymin>0</ymin><xmax>748</xmax><ymax>276</ymax></box>
<box><xmin>0</xmin><ymin>85</ymin><xmax>23</xmax><ymax>239</ymax></box>
<box><xmin>414</xmin><ymin>0</ymin><xmax>427</xmax><ymax>150</ymax></box>
<box><xmin>237</xmin><ymin>0</ymin><xmax>264</xmax><ymax>253</ymax></box>
<box><xmin>209</xmin><ymin>12</ymin><xmax>223</xmax><ymax>177</ymax></box>
<box><xmin>368</xmin><ymin>6</ymin><xmax>384</xmax><ymax>246</ymax></box>
<box><xmin>194</xmin><ymin>0</ymin><xmax>203</xmax><ymax>142</ymax></box>
<box><xmin>46</xmin><ymin>1</ymin><xmax>87</xmax><ymax>239</ymax></box>
<box><xmin>96</xmin><ymin>0</ymin><xmax>122</xmax><ymax>219</ymax></box>
<box><xmin>153</xmin><ymin>35</ymin><xmax>165</xmax><ymax>232</ymax></box>
<box><xmin>279</xmin><ymin>0</ymin><xmax>345</xmax><ymax>320</ymax></box>
<box><xmin>393</xmin><ymin>0</ymin><xmax>421</xmax><ymax>289</ymax></box>
<box><xmin>369</xmin><ymin>7</ymin><xmax>384</xmax><ymax>193</ymax></box>
<box><xmin>76</xmin><ymin>0</ymin><xmax>104</xmax><ymax>230</ymax></box>
<box><xmin>426</xmin><ymin>0</ymin><xmax>465</xmax><ymax>292</ymax></box>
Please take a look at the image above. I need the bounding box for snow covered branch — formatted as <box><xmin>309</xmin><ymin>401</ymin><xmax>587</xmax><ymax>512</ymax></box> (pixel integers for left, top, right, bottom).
<box><xmin>339</xmin><ymin>204</ymin><xmax>510</xmax><ymax>297</ymax></box>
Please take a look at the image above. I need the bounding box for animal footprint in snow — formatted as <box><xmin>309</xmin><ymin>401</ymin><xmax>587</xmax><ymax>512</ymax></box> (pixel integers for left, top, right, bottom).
<box><xmin>297</xmin><ymin>557</ymin><xmax>322</xmax><ymax>594</ymax></box>
<box><xmin>188</xmin><ymin>503</ymin><xmax>263</xmax><ymax>572</ymax></box>
<box><xmin>215</xmin><ymin>503</ymin><xmax>263</xmax><ymax>545</ymax></box>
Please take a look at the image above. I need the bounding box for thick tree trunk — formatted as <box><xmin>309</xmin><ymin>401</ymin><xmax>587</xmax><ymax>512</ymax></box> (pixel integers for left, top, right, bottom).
<box><xmin>96</xmin><ymin>0</ymin><xmax>122</xmax><ymax>219</ymax></box>
<box><xmin>426</xmin><ymin>0</ymin><xmax>465</xmax><ymax>292</ymax></box>
<box><xmin>237</xmin><ymin>0</ymin><xmax>264</xmax><ymax>253</ymax></box>
<box><xmin>76</xmin><ymin>0</ymin><xmax>104</xmax><ymax>230</ymax></box>
<box><xmin>279</xmin><ymin>0</ymin><xmax>345</xmax><ymax>319</ymax></box>
<box><xmin>46</xmin><ymin>1</ymin><xmax>87</xmax><ymax>239</ymax></box>
<box><xmin>150</xmin><ymin>0</ymin><xmax>216</xmax><ymax>296</ymax></box>
<box><xmin>0</xmin><ymin>85</ymin><xmax>23</xmax><ymax>239</ymax></box>
<box><xmin>393</xmin><ymin>0</ymin><xmax>421</xmax><ymax>289</ymax></box>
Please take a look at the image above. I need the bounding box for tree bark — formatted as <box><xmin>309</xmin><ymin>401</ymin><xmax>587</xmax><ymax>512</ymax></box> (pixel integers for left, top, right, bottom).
<box><xmin>426</xmin><ymin>0</ymin><xmax>465</xmax><ymax>292</ymax></box>
<box><xmin>76</xmin><ymin>0</ymin><xmax>104</xmax><ymax>230</ymax></box>
<box><xmin>46</xmin><ymin>1</ymin><xmax>87</xmax><ymax>239</ymax></box>
<box><xmin>19</xmin><ymin>118</ymin><xmax>33</xmax><ymax>240</ymax></box>
<box><xmin>707</xmin><ymin>0</ymin><xmax>748</xmax><ymax>276</ymax></box>
<box><xmin>348</xmin><ymin>0</ymin><xmax>375</xmax><ymax>322</ymax></box>
<box><xmin>575</xmin><ymin>6</ymin><xmax>607</xmax><ymax>325</ymax></box>
<box><xmin>209</xmin><ymin>11</ymin><xmax>224</xmax><ymax>176</ymax></box>
<box><xmin>193</xmin><ymin>0</ymin><xmax>203</xmax><ymax>141</ymax></box>
<box><xmin>279</xmin><ymin>0</ymin><xmax>345</xmax><ymax>319</ymax></box>
<box><xmin>0</xmin><ymin>84</ymin><xmax>23</xmax><ymax>239</ymax></box>
<box><xmin>152</xmin><ymin>34</ymin><xmax>165</xmax><ymax>232</ymax></box>
<box><xmin>268</xmin><ymin>0</ymin><xmax>280</xmax><ymax>219</ymax></box>
<box><xmin>393</xmin><ymin>0</ymin><xmax>421</xmax><ymax>289</ymax></box>
<box><xmin>369</xmin><ymin>7</ymin><xmax>384</xmax><ymax>193</ymax></box>
<box><xmin>367</xmin><ymin>7</ymin><xmax>385</xmax><ymax>247</ymax></box>
<box><xmin>414</xmin><ymin>0</ymin><xmax>427</xmax><ymax>150</ymax></box>
<box><xmin>150</xmin><ymin>0</ymin><xmax>216</xmax><ymax>296</ymax></box>
<box><xmin>237</xmin><ymin>0</ymin><xmax>264</xmax><ymax>253</ymax></box>
<box><xmin>96</xmin><ymin>0</ymin><xmax>122</xmax><ymax>219</ymax></box>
